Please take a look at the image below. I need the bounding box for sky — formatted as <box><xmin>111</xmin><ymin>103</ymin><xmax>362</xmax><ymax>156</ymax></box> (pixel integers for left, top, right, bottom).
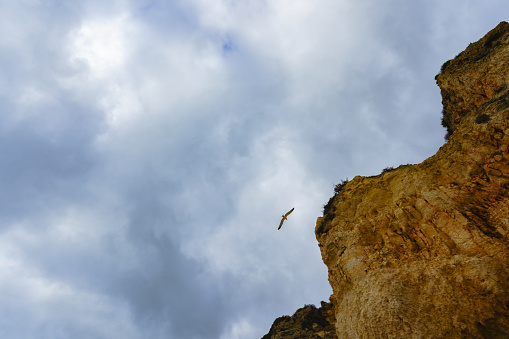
<box><xmin>0</xmin><ymin>1</ymin><xmax>507</xmax><ymax>338</ymax></box>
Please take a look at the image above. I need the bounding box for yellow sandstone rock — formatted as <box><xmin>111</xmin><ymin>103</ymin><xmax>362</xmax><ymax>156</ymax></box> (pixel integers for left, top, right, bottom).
<box><xmin>316</xmin><ymin>22</ymin><xmax>509</xmax><ymax>338</ymax></box>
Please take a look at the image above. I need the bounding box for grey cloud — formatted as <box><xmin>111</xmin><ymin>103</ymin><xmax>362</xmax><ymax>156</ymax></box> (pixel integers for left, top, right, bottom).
<box><xmin>0</xmin><ymin>1</ymin><xmax>508</xmax><ymax>338</ymax></box>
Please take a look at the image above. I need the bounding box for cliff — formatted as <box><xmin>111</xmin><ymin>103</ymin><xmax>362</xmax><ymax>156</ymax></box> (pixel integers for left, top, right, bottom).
<box><xmin>313</xmin><ymin>22</ymin><xmax>509</xmax><ymax>338</ymax></box>
<box><xmin>437</xmin><ymin>21</ymin><xmax>509</xmax><ymax>139</ymax></box>
<box><xmin>263</xmin><ymin>22</ymin><xmax>509</xmax><ymax>339</ymax></box>
<box><xmin>262</xmin><ymin>302</ymin><xmax>337</xmax><ymax>339</ymax></box>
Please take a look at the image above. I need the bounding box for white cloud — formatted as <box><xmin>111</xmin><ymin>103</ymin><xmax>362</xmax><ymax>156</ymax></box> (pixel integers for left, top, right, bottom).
<box><xmin>70</xmin><ymin>16</ymin><xmax>131</xmax><ymax>77</ymax></box>
<box><xmin>220</xmin><ymin>318</ymin><xmax>257</xmax><ymax>339</ymax></box>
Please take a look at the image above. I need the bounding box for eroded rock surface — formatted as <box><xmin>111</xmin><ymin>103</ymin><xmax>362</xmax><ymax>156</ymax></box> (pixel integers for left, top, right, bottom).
<box><xmin>437</xmin><ymin>21</ymin><xmax>509</xmax><ymax>138</ymax></box>
<box><xmin>316</xmin><ymin>22</ymin><xmax>509</xmax><ymax>338</ymax></box>
<box><xmin>262</xmin><ymin>302</ymin><xmax>337</xmax><ymax>339</ymax></box>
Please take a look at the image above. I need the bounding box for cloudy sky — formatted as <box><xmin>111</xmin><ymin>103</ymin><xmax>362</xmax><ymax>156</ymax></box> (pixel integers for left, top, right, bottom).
<box><xmin>0</xmin><ymin>1</ymin><xmax>507</xmax><ymax>338</ymax></box>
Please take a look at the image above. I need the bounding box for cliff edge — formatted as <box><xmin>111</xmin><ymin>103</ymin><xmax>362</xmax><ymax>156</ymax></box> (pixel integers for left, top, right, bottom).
<box><xmin>262</xmin><ymin>302</ymin><xmax>337</xmax><ymax>339</ymax></box>
<box><xmin>315</xmin><ymin>22</ymin><xmax>509</xmax><ymax>338</ymax></box>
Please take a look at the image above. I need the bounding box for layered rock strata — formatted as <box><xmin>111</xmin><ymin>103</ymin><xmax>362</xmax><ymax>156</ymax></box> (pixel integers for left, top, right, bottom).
<box><xmin>315</xmin><ymin>22</ymin><xmax>509</xmax><ymax>338</ymax></box>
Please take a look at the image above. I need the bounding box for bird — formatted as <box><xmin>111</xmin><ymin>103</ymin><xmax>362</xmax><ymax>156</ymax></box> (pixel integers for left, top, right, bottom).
<box><xmin>278</xmin><ymin>207</ymin><xmax>294</xmax><ymax>230</ymax></box>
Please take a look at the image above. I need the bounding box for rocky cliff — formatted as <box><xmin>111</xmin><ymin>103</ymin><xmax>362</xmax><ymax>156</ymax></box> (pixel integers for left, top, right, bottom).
<box><xmin>262</xmin><ymin>302</ymin><xmax>337</xmax><ymax>339</ymax></box>
<box><xmin>313</xmin><ymin>22</ymin><xmax>509</xmax><ymax>338</ymax></box>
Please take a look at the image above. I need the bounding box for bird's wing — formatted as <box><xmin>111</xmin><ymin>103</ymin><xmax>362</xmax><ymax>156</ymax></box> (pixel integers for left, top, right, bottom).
<box><xmin>278</xmin><ymin>218</ymin><xmax>285</xmax><ymax>230</ymax></box>
<box><xmin>284</xmin><ymin>207</ymin><xmax>295</xmax><ymax>217</ymax></box>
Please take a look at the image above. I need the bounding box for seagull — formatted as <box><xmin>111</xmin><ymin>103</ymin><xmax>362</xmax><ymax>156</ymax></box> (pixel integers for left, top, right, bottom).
<box><xmin>278</xmin><ymin>208</ymin><xmax>294</xmax><ymax>230</ymax></box>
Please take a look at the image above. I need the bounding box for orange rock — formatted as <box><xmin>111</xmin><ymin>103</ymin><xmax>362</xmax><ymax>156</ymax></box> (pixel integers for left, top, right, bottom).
<box><xmin>316</xmin><ymin>22</ymin><xmax>509</xmax><ymax>338</ymax></box>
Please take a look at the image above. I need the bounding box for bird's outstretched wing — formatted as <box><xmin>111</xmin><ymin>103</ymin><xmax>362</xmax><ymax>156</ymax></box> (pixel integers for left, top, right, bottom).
<box><xmin>284</xmin><ymin>208</ymin><xmax>295</xmax><ymax>217</ymax></box>
<box><xmin>278</xmin><ymin>218</ymin><xmax>285</xmax><ymax>230</ymax></box>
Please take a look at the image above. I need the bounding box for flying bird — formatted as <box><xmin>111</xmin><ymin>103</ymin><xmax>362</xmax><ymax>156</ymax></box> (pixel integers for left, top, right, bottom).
<box><xmin>278</xmin><ymin>207</ymin><xmax>294</xmax><ymax>230</ymax></box>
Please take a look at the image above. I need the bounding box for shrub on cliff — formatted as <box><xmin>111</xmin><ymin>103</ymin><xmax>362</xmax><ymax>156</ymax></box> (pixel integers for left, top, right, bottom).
<box><xmin>301</xmin><ymin>305</ymin><xmax>328</xmax><ymax>330</ymax></box>
<box><xmin>324</xmin><ymin>178</ymin><xmax>349</xmax><ymax>217</ymax></box>
<box><xmin>333</xmin><ymin>179</ymin><xmax>349</xmax><ymax>195</ymax></box>
<box><xmin>318</xmin><ymin>178</ymin><xmax>349</xmax><ymax>235</ymax></box>
<box><xmin>381</xmin><ymin>166</ymin><xmax>395</xmax><ymax>174</ymax></box>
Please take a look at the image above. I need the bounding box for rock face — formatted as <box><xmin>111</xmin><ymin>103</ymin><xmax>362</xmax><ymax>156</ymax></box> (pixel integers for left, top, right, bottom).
<box><xmin>262</xmin><ymin>302</ymin><xmax>338</xmax><ymax>339</ymax></box>
<box><xmin>438</xmin><ymin>21</ymin><xmax>509</xmax><ymax>139</ymax></box>
<box><xmin>315</xmin><ymin>22</ymin><xmax>509</xmax><ymax>338</ymax></box>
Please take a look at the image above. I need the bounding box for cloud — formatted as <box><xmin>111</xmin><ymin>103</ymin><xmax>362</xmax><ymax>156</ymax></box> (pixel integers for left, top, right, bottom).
<box><xmin>0</xmin><ymin>0</ymin><xmax>508</xmax><ymax>338</ymax></box>
<box><xmin>70</xmin><ymin>15</ymin><xmax>132</xmax><ymax>78</ymax></box>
